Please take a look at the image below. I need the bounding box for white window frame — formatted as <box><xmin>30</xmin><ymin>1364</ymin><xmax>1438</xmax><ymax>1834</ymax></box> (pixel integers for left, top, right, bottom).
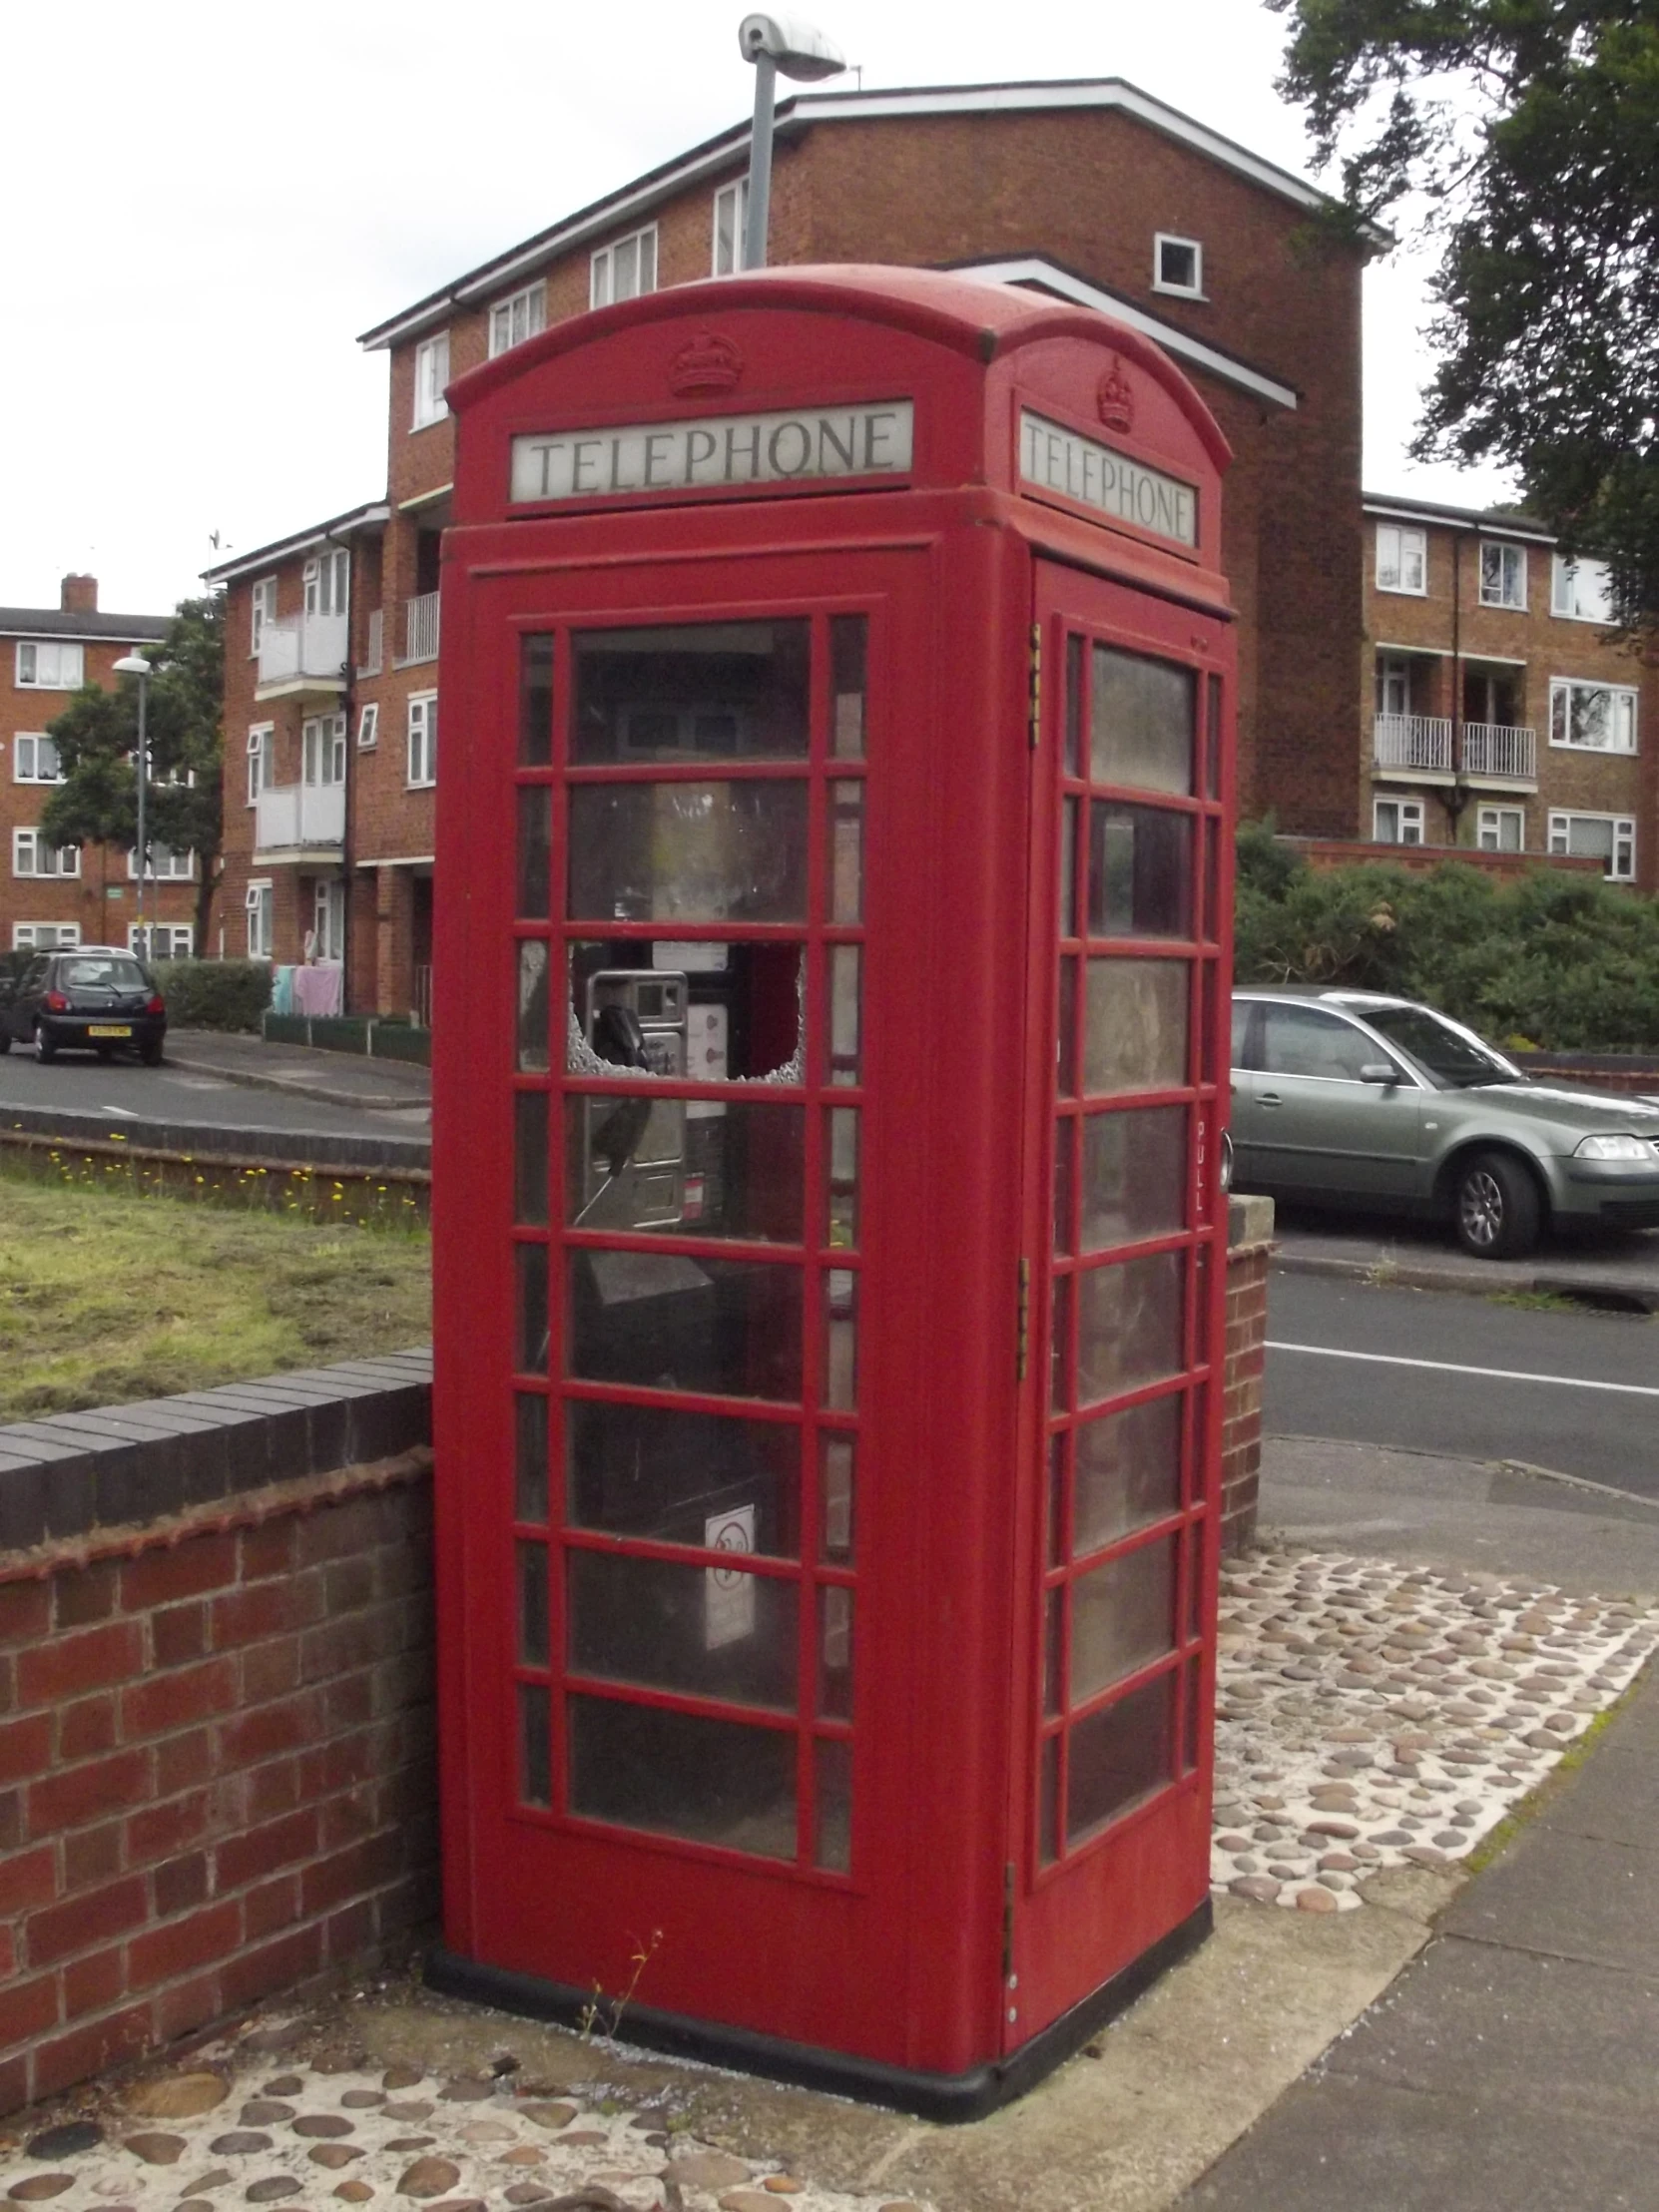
<box><xmin>12</xmin><ymin>922</ymin><xmax>80</xmax><ymax>950</ymax></box>
<box><xmin>131</xmin><ymin>923</ymin><xmax>192</xmax><ymax>960</ymax></box>
<box><xmin>1476</xmin><ymin>805</ymin><xmax>1525</xmax><ymax>853</ymax></box>
<box><xmin>1375</xmin><ymin>654</ymin><xmax>1411</xmax><ymax>717</ymax></box>
<box><xmin>246</xmin><ymin>878</ymin><xmax>275</xmax><ymax>960</ymax></box>
<box><xmin>1374</xmin><ymin>798</ymin><xmax>1425</xmax><ymax>847</ymax></box>
<box><xmin>488</xmin><ymin>282</ymin><xmax>546</xmax><ymax>358</ymax></box>
<box><xmin>1376</xmin><ymin>523</ymin><xmax>1427</xmax><ymax>596</ymax></box>
<box><xmin>128</xmin><ymin>843</ymin><xmax>195</xmax><ymax>881</ymax></box>
<box><xmin>302</xmin><ymin>547</ymin><xmax>349</xmax><ymax>618</ymax></box>
<box><xmin>1152</xmin><ymin>233</ymin><xmax>1204</xmax><ymax>297</ymax></box>
<box><xmin>1551</xmin><ymin>554</ymin><xmax>1615</xmax><ymax>624</ymax></box>
<box><xmin>15</xmin><ymin>640</ymin><xmax>85</xmax><ymax>690</ymax></box>
<box><xmin>1478</xmin><ymin>540</ymin><xmax>1527</xmax><ymax>611</ymax></box>
<box><xmin>13</xmin><ymin>733</ymin><xmax>63</xmax><ymax>783</ymax></box>
<box><xmin>590</xmin><ymin>224</ymin><xmax>659</xmax><ymax>309</ymax></box>
<box><xmin>301</xmin><ymin>711</ymin><xmax>347</xmax><ymax>787</ymax></box>
<box><xmin>356</xmin><ymin>701</ymin><xmax>379</xmax><ymax>750</ymax></box>
<box><xmin>251</xmin><ymin>576</ymin><xmax>277</xmax><ymax>656</ymax></box>
<box><xmin>1548</xmin><ymin>811</ymin><xmax>1636</xmax><ymax>881</ymax></box>
<box><xmin>411</xmin><ymin>331</ymin><xmax>451</xmax><ymax>430</ymax></box>
<box><xmin>712</xmin><ymin>181</ymin><xmax>749</xmax><ymax>276</ymax></box>
<box><xmin>311</xmin><ymin>878</ymin><xmax>346</xmax><ymax>962</ymax></box>
<box><xmin>247</xmin><ymin>722</ymin><xmax>274</xmax><ymax>807</ymax></box>
<box><xmin>1549</xmin><ymin>677</ymin><xmax>1637</xmax><ymax>754</ymax></box>
<box><xmin>12</xmin><ymin>829</ymin><xmax>80</xmax><ymax>878</ymax></box>
<box><xmin>406</xmin><ymin>691</ymin><xmax>437</xmax><ymax>788</ymax></box>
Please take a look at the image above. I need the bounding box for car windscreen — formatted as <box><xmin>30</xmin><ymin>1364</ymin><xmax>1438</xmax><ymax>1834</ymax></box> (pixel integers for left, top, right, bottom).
<box><xmin>61</xmin><ymin>957</ymin><xmax>148</xmax><ymax>992</ymax></box>
<box><xmin>1361</xmin><ymin>1005</ymin><xmax>1516</xmax><ymax>1088</ymax></box>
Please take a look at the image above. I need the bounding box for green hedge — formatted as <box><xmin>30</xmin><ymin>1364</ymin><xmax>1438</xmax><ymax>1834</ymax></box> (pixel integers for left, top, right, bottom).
<box><xmin>1234</xmin><ymin>823</ymin><xmax>1659</xmax><ymax>1052</ymax></box>
<box><xmin>152</xmin><ymin>958</ymin><xmax>273</xmax><ymax>1033</ymax></box>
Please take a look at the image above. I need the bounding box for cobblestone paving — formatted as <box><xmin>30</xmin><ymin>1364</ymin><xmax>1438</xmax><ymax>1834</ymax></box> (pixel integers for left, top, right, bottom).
<box><xmin>1212</xmin><ymin>1547</ymin><xmax>1659</xmax><ymax>1912</ymax></box>
<box><xmin>0</xmin><ymin>2050</ymin><xmax>930</xmax><ymax>2212</ymax></box>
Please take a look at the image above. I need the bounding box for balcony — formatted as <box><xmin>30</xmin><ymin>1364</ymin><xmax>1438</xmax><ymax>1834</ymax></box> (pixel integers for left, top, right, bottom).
<box><xmin>256</xmin><ymin>611</ymin><xmax>349</xmax><ymax>701</ymax></box>
<box><xmin>1461</xmin><ymin>722</ymin><xmax>1537</xmax><ymax>784</ymax></box>
<box><xmin>400</xmin><ymin>592</ymin><xmax>439</xmax><ymax>666</ymax></box>
<box><xmin>1374</xmin><ymin>713</ymin><xmax>1451</xmax><ymax>775</ymax></box>
<box><xmin>254</xmin><ymin>780</ymin><xmax>345</xmax><ymax>861</ymax></box>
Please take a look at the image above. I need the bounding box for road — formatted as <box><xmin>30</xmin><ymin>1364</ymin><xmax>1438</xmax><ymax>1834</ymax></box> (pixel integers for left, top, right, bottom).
<box><xmin>0</xmin><ymin>1050</ymin><xmax>429</xmax><ymax>1152</ymax></box>
<box><xmin>1266</xmin><ymin>1269</ymin><xmax>1659</xmax><ymax>1496</ymax></box>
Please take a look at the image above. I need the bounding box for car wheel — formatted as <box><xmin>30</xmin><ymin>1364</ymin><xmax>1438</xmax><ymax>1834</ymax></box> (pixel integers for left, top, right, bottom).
<box><xmin>1452</xmin><ymin>1149</ymin><xmax>1541</xmax><ymax>1260</ymax></box>
<box><xmin>140</xmin><ymin>1039</ymin><xmax>164</xmax><ymax>1067</ymax></box>
<box><xmin>0</xmin><ymin>1026</ymin><xmax>9</xmax><ymax>1055</ymax></box>
<box><xmin>32</xmin><ymin>1022</ymin><xmax>56</xmax><ymax>1065</ymax></box>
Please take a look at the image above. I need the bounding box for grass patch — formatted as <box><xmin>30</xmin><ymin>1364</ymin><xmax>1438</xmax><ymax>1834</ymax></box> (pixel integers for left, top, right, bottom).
<box><xmin>1489</xmin><ymin>1288</ymin><xmax>1582</xmax><ymax>1315</ymax></box>
<box><xmin>0</xmin><ymin>1167</ymin><xmax>430</xmax><ymax>1421</ymax></box>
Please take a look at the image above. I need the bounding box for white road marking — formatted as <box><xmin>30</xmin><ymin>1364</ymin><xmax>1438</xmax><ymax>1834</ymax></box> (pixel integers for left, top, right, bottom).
<box><xmin>97</xmin><ymin>1103</ymin><xmax>140</xmax><ymax>1118</ymax></box>
<box><xmin>1269</xmin><ymin>1340</ymin><xmax>1659</xmax><ymax>1399</ymax></box>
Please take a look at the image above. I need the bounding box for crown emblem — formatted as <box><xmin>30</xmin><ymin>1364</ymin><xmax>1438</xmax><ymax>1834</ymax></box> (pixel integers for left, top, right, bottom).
<box><xmin>1097</xmin><ymin>355</ymin><xmax>1134</xmax><ymax>435</ymax></box>
<box><xmin>669</xmin><ymin>331</ymin><xmax>744</xmax><ymax>397</ymax></box>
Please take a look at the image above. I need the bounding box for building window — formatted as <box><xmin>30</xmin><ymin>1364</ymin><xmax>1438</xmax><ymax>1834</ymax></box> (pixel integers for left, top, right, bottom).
<box><xmin>246</xmin><ymin>880</ymin><xmax>275</xmax><ymax>959</ymax></box>
<box><xmin>1549</xmin><ymin>812</ymin><xmax>1635</xmax><ymax>881</ymax></box>
<box><xmin>591</xmin><ymin>225</ymin><xmax>658</xmax><ymax>308</ymax></box>
<box><xmin>252</xmin><ymin>576</ymin><xmax>277</xmax><ymax>655</ymax></box>
<box><xmin>302</xmin><ymin>712</ymin><xmax>347</xmax><ymax>785</ymax></box>
<box><xmin>15</xmin><ymin>640</ymin><xmax>85</xmax><ymax>690</ymax></box>
<box><xmin>1376</xmin><ymin>524</ymin><xmax>1427</xmax><ymax>595</ymax></box>
<box><xmin>489</xmin><ymin>282</ymin><xmax>546</xmax><ymax>357</ymax></box>
<box><xmin>132</xmin><ymin>923</ymin><xmax>193</xmax><ymax>959</ymax></box>
<box><xmin>13</xmin><ymin>830</ymin><xmax>80</xmax><ymax>878</ymax></box>
<box><xmin>247</xmin><ymin>723</ymin><xmax>274</xmax><ymax>806</ymax></box>
<box><xmin>412</xmin><ymin>332</ymin><xmax>450</xmax><ymax>429</ymax></box>
<box><xmin>407</xmin><ymin>691</ymin><xmax>437</xmax><ymax>787</ymax></box>
<box><xmin>357</xmin><ymin>702</ymin><xmax>379</xmax><ymax>750</ymax></box>
<box><xmin>303</xmin><ymin>547</ymin><xmax>349</xmax><ymax>618</ymax></box>
<box><xmin>1374</xmin><ymin>654</ymin><xmax>1411</xmax><ymax>717</ymax></box>
<box><xmin>311</xmin><ymin>878</ymin><xmax>346</xmax><ymax>962</ymax></box>
<box><xmin>13</xmin><ymin>922</ymin><xmax>80</xmax><ymax>950</ymax></box>
<box><xmin>712</xmin><ymin>181</ymin><xmax>749</xmax><ymax>275</ymax></box>
<box><xmin>128</xmin><ymin>843</ymin><xmax>195</xmax><ymax>881</ymax></box>
<box><xmin>1477</xmin><ymin>806</ymin><xmax>1525</xmax><ymax>853</ymax></box>
<box><xmin>1152</xmin><ymin>234</ymin><xmax>1203</xmax><ymax>296</ymax></box>
<box><xmin>1478</xmin><ymin>541</ymin><xmax>1527</xmax><ymax>610</ymax></box>
<box><xmin>1374</xmin><ymin>799</ymin><xmax>1425</xmax><ymax>846</ymax></box>
<box><xmin>1551</xmin><ymin>554</ymin><xmax>1615</xmax><ymax>624</ymax></box>
<box><xmin>1550</xmin><ymin>678</ymin><xmax>1637</xmax><ymax>754</ymax></box>
<box><xmin>13</xmin><ymin>734</ymin><xmax>62</xmax><ymax>783</ymax></box>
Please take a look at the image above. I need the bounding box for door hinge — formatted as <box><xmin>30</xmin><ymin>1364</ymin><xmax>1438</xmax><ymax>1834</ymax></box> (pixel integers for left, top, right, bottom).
<box><xmin>1002</xmin><ymin>1860</ymin><xmax>1017</xmax><ymax>1979</ymax></box>
<box><xmin>1027</xmin><ymin>624</ymin><xmax>1042</xmax><ymax>749</ymax></box>
<box><xmin>1016</xmin><ymin>1258</ymin><xmax>1031</xmax><ymax>1382</ymax></box>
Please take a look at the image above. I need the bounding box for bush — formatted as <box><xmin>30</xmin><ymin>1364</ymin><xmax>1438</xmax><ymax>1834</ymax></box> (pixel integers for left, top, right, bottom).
<box><xmin>153</xmin><ymin>958</ymin><xmax>273</xmax><ymax>1033</ymax></box>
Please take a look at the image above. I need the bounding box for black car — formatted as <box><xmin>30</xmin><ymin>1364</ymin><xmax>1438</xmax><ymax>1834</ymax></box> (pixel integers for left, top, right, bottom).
<box><xmin>2</xmin><ymin>946</ymin><xmax>167</xmax><ymax>1064</ymax></box>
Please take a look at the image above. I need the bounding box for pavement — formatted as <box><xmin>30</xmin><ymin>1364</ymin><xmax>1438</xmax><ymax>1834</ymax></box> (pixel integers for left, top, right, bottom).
<box><xmin>1269</xmin><ymin>1200</ymin><xmax>1659</xmax><ymax>1311</ymax></box>
<box><xmin>163</xmin><ymin>1030</ymin><xmax>431</xmax><ymax>1115</ymax></box>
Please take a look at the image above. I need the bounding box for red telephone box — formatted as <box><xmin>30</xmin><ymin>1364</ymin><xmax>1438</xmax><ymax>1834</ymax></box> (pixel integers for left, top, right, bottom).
<box><xmin>430</xmin><ymin>266</ymin><xmax>1235</xmax><ymax>2118</ymax></box>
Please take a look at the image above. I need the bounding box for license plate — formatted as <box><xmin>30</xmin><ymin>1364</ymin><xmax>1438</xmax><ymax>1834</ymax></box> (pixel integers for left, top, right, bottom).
<box><xmin>87</xmin><ymin>1025</ymin><xmax>132</xmax><ymax>1038</ymax></box>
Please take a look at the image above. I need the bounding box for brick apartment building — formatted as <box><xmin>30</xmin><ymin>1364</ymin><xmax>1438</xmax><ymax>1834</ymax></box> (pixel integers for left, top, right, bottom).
<box><xmin>0</xmin><ymin>579</ymin><xmax>195</xmax><ymax>958</ymax></box>
<box><xmin>1361</xmin><ymin>491</ymin><xmax>1659</xmax><ymax>891</ymax></box>
<box><xmin>210</xmin><ymin>74</ymin><xmax>1375</xmax><ymax>1014</ymax></box>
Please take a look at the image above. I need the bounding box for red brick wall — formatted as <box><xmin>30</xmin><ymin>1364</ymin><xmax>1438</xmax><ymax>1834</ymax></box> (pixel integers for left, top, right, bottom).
<box><xmin>1290</xmin><ymin>836</ymin><xmax>1605</xmax><ymax>883</ymax></box>
<box><xmin>0</xmin><ymin>1459</ymin><xmax>435</xmax><ymax>2116</ymax></box>
<box><xmin>1221</xmin><ymin>1224</ymin><xmax>1270</xmax><ymax>1556</ymax></box>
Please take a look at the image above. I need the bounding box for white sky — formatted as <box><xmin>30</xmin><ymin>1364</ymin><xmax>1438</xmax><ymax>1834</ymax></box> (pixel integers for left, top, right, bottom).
<box><xmin>1</xmin><ymin>0</ymin><xmax>1512</xmax><ymax>617</ymax></box>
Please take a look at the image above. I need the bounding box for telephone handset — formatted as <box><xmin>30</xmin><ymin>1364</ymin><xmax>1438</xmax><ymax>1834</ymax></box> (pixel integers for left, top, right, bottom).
<box><xmin>589</xmin><ymin>1004</ymin><xmax>653</xmax><ymax>1177</ymax></box>
<box><xmin>576</xmin><ymin>968</ymin><xmax>689</xmax><ymax>1231</ymax></box>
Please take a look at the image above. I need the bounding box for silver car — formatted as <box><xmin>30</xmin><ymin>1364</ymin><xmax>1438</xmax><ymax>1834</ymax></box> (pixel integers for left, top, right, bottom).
<box><xmin>1230</xmin><ymin>987</ymin><xmax>1659</xmax><ymax>1259</ymax></box>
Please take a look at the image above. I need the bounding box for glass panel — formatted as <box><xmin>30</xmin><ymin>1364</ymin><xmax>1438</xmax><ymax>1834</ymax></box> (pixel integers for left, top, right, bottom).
<box><xmin>517</xmin><ymin>940</ymin><xmax>550</xmax><ymax>1073</ymax></box>
<box><xmin>1053</xmin><ymin>1116</ymin><xmax>1076</xmax><ymax>1254</ymax></box>
<box><xmin>568</xmin><ymin>1550</ymin><xmax>797</xmax><ymax>1709</ymax></box>
<box><xmin>1064</xmin><ymin>634</ymin><xmax>1083</xmax><ymax>777</ymax></box>
<box><xmin>829</xmin><ymin>782</ymin><xmax>863</xmax><ymax>923</ymax></box>
<box><xmin>568</xmin><ymin>782</ymin><xmax>809</xmax><ymax>925</ymax></box>
<box><xmin>1081</xmin><ymin>1105</ymin><xmax>1186</xmax><ymax>1249</ymax></box>
<box><xmin>517</xmin><ymin>785</ymin><xmax>551</xmax><ymax>916</ymax></box>
<box><xmin>1043</xmin><ymin>1587</ymin><xmax>1063</xmax><ymax>1717</ymax></box>
<box><xmin>573</xmin><ymin>620</ymin><xmax>809</xmax><ymax>763</ymax></box>
<box><xmin>1066</xmin><ymin>1671</ymin><xmax>1173</xmax><ymax>1845</ymax></box>
<box><xmin>1200</xmin><ymin>961</ymin><xmax>1217</xmax><ymax>1088</ymax></box>
<box><xmin>1048</xmin><ymin>1432</ymin><xmax>1067</xmax><ymax>1566</ymax></box>
<box><xmin>1070</xmin><ymin>1535</ymin><xmax>1176</xmax><ymax>1702</ymax></box>
<box><xmin>518</xmin><ymin>1682</ymin><xmax>551</xmax><ymax>1809</ymax></box>
<box><xmin>567</xmin><ymin>1094</ymin><xmax>804</xmax><ymax>1241</ymax></box>
<box><xmin>1073</xmin><ymin>1392</ymin><xmax>1183</xmax><ymax>1553</ymax></box>
<box><xmin>1059</xmin><ymin>796</ymin><xmax>1078</xmax><ymax>936</ymax></box>
<box><xmin>514</xmin><ymin>1089</ymin><xmax>549</xmax><ymax>1225</ymax></box>
<box><xmin>829</xmin><ymin>943</ymin><xmax>860</xmax><ymax>1085</ymax></box>
<box><xmin>826</xmin><ymin>1107</ymin><xmax>858</xmax><ymax>1249</ymax></box>
<box><xmin>514</xmin><ymin>1392</ymin><xmax>549</xmax><ymax>1524</ymax></box>
<box><xmin>1185</xmin><ymin>1655</ymin><xmax>1203</xmax><ymax>1772</ymax></box>
<box><xmin>830</xmin><ymin>615</ymin><xmax>867</xmax><ymax>760</ymax></box>
<box><xmin>821</xmin><ymin>1433</ymin><xmax>854</xmax><ymax>1562</ymax></box>
<box><xmin>517</xmin><ymin>1541</ymin><xmax>549</xmax><ymax>1666</ymax></box>
<box><xmin>1192</xmin><ymin>1239</ymin><xmax>1211</xmax><ymax>1370</ymax></box>
<box><xmin>1050</xmin><ymin>1272</ymin><xmax>1072</xmax><ymax>1412</ymax></box>
<box><xmin>568</xmin><ymin>1695</ymin><xmax>796</xmax><ymax>1860</ymax></box>
<box><xmin>818</xmin><ymin>1585</ymin><xmax>853</xmax><ymax>1719</ymax></box>
<box><xmin>1187</xmin><ymin>1522</ymin><xmax>1207</xmax><ymax>1642</ymax></box>
<box><xmin>1056</xmin><ymin>955</ymin><xmax>1077</xmax><ymax>1096</ymax></box>
<box><xmin>1039</xmin><ymin>1733</ymin><xmax>1060</xmax><ymax>1865</ymax></box>
<box><xmin>1077</xmin><ymin>1250</ymin><xmax>1186</xmax><ymax>1404</ymax></box>
<box><xmin>1084</xmin><ymin>959</ymin><xmax>1190</xmax><ymax>1095</ymax></box>
<box><xmin>566</xmin><ymin>1399</ymin><xmax>800</xmax><ymax>1553</ymax></box>
<box><xmin>1205</xmin><ymin>673</ymin><xmax>1222</xmax><ymax>800</ymax></box>
<box><xmin>516</xmin><ymin>1243</ymin><xmax>549</xmax><ymax>1375</ymax></box>
<box><xmin>816</xmin><ymin>1737</ymin><xmax>852</xmax><ymax>1872</ymax></box>
<box><xmin>824</xmin><ymin>1269</ymin><xmax>857</xmax><ymax>1410</ymax></box>
<box><xmin>1091</xmin><ymin>646</ymin><xmax>1195</xmax><ymax>796</ymax></box>
<box><xmin>1202</xmin><ymin>819</ymin><xmax>1220</xmax><ymax>944</ymax></box>
<box><xmin>567</xmin><ymin>1250</ymin><xmax>803</xmax><ymax>1401</ymax></box>
<box><xmin>1088</xmin><ymin>804</ymin><xmax>1192</xmax><ymax>939</ymax></box>
<box><xmin>518</xmin><ymin>634</ymin><xmax>553</xmax><ymax>768</ymax></box>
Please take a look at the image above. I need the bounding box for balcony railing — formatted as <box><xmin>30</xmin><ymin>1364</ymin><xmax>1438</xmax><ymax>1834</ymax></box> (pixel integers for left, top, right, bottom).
<box><xmin>357</xmin><ymin>608</ymin><xmax>383</xmax><ymax>678</ymax></box>
<box><xmin>1374</xmin><ymin>713</ymin><xmax>1451</xmax><ymax>773</ymax></box>
<box><xmin>1462</xmin><ymin>722</ymin><xmax>1537</xmax><ymax>782</ymax></box>
<box><xmin>258</xmin><ymin>611</ymin><xmax>348</xmax><ymax>691</ymax></box>
<box><xmin>403</xmin><ymin>592</ymin><xmax>439</xmax><ymax>665</ymax></box>
<box><xmin>1374</xmin><ymin>715</ymin><xmax>1538</xmax><ymax>783</ymax></box>
<box><xmin>255</xmin><ymin>780</ymin><xmax>345</xmax><ymax>852</ymax></box>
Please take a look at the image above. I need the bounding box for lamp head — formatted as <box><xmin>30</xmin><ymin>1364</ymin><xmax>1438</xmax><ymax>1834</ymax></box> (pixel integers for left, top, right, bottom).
<box><xmin>112</xmin><ymin>653</ymin><xmax>153</xmax><ymax>678</ymax></box>
<box><xmin>738</xmin><ymin>11</ymin><xmax>845</xmax><ymax>79</ymax></box>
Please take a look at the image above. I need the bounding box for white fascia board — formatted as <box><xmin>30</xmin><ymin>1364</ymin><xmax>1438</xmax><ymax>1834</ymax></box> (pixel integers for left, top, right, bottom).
<box><xmin>1363</xmin><ymin>498</ymin><xmax>1555</xmax><ymax>546</ymax></box>
<box><xmin>977</xmin><ymin>258</ymin><xmax>1298</xmax><ymax>409</ymax></box>
<box><xmin>204</xmin><ymin>505</ymin><xmax>390</xmax><ymax>586</ymax></box>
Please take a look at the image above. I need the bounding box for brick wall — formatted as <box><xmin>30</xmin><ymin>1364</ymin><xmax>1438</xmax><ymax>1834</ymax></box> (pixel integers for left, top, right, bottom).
<box><xmin>1221</xmin><ymin>1196</ymin><xmax>1272</xmax><ymax>1556</ymax></box>
<box><xmin>1288</xmin><ymin>836</ymin><xmax>1606</xmax><ymax>883</ymax></box>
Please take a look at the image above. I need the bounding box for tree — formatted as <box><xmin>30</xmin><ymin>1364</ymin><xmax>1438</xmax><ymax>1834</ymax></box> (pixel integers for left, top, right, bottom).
<box><xmin>42</xmin><ymin>593</ymin><xmax>226</xmax><ymax>953</ymax></box>
<box><xmin>1270</xmin><ymin>1</ymin><xmax>1659</xmax><ymax>631</ymax></box>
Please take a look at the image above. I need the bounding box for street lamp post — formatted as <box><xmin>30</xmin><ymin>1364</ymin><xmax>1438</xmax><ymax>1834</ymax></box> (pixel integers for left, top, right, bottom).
<box><xmin>113</xmin><ymin>653</ymin><xmax>153</xmax><ymax>959</ymax></box>
<box><xmin>739</xmin><ymin>12</ymin><xmax>846</xmax><ymax>271</ymax></box>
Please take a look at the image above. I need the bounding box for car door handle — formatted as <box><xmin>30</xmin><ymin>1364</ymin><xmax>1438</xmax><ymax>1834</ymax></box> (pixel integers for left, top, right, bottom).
<box><xmin>1258</xmin><ymin>1091</ymin><xmax>1282</xmax><ymax>1108</ymax></box>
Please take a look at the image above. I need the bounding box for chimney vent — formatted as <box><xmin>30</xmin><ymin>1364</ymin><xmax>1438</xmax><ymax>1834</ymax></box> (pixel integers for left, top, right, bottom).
<box><xmin>60</xmin><ymin>574</ymin><xmax>98</xmax><ymax>615</ymax></box>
